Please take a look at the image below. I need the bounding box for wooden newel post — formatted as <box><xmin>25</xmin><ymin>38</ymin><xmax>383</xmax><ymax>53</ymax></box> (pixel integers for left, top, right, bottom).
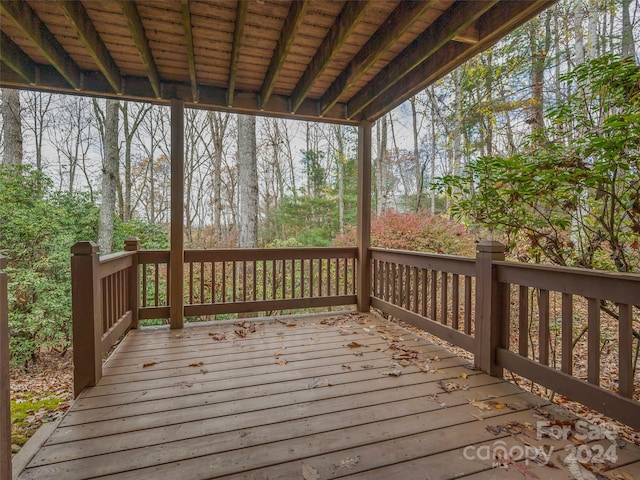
<box><xmin>475</xmin><ymin>240</ymin><xmax>506</xmax><ymax>377</ymax></box>
<box><xmin>71</xmin><ymin>241</ymin><xmax>102</xmax><ymax>397</ymax></box>
<box><xmin>124</xmin><ymin>237</ymin><xmax>141</xmax><ymax>329</ymax></box>
<box><xmin>0</xmin><ymin>255</ymin><xmax>11</xmax><ymax>480</ymax></box>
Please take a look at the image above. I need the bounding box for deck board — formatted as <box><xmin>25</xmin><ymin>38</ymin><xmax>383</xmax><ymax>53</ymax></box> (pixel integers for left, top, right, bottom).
<box><xmin>16</xmin><ymin>312</ymin><xmax>640</xmax><ymax>479</ymax></box>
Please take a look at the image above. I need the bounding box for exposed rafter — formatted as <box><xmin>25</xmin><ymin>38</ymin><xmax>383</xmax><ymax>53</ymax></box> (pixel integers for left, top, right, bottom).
<box><xmin>180</xmin><ymin>0</ymin><xmax>198</xmax><ymax>103</ymax></box>
<box><xmin>0</xmin><ymin>32</ymin><xmax>37</xmax><ymax>85</ymax></box>
<box><xmin>118</xmin><ymin>0</ymin><xmax>161</xmax><ymax>98</ymax></box>
<box><xmin>260</xmin><ymin>0</ymin><xmax>310</xmax><ymax>110</ymax></box>
<box><xmin>290</xmin><ymin>0</ymin><xmax>369</xmax><ymax>113</ymax></box>
<box><xmin>58</xmin><ymin>0</ymin><xmax>121</xmax><ymax>94</ymax></box>
<box><xmin>361</xmin><ymin>0</ymin><xmax>557</xmax><ymax>120</ymax></box>
<box><xmin>0</xmin><ymin>0</ymin><xmax>82</xmax><ymax>89</ymax></box>
<box><xmin>347</xmin><ymin>0</ymin><xmax>498</xmax><ymax>119</ymax></box>
<box><xmin>320</xmin><ymin>0</ymin><xmax>435</xmax><ymax>116</ymax></box>
<box><xmin>453</xmin><ymin>24</ymin><xmax>480</xmax><ymax>44</ymax></box>
<box><xmin>228</xmin><ymin>0</ymin><xmax>248</xmax><ymax>107</ymax></box>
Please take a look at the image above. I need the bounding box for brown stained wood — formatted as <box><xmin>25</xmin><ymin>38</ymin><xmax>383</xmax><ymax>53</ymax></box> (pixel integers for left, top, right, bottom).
<box><xmin>0</xmin><ymin>31</ymin><xmax>37</xmax><ymax>84</ymax></box>
<box><xmin>451</xmin><ymin>273</ymin><xmax>459</xmax><ymax>329</ymax></box>
<box><xmin>180</xmin><ymin>0</ymin><xmax>198</xmax><ymax>102</ymax></box>
<box><xmin>259</xmin><ymin>0</ymin><xmax>310</xmax><ymax>109</ymax></box>
<box><xmin>561</xmin><ymin>292</ymin><xmax>572</xmax><ymax>375</ymax></box>
<box><xmin>538</xmin><ymin>288</ymin><xmax>549</xmax><ymax>365</ymax></box>
<box><xmin>618</xmin><ymin>303</ymin><xmax>634</xmax><ymax>398</ymax></box>
<box><xmin>291</xmin><ymin>0</ymin><xmax>369</xmax><ymax>112</ymax></box>
<box><xmin>58</xmin><ymin>0</ymin><xmax>121</xmax><ymax>93</ymax></box>
<box><xmin>441</xmin><ymin>271</ymin><xmax>448</xmax><ymax>325</ymax></box>
<box><xmin>430</xmin><ymin>269</ymin><xmax>437</xmax><ymax>321</ymax></box>
<box><xmin>227</xmin><ymin>0</ymin><xmax>247</xmax><ymax>106</ymax></box>
<box><xmin>587</xmin><ymin>297</ymin><xmax>600</xmax><ymax>386</ymax></box>
<box><xmin>357</xmin><ymin>122</ymin><xmax>372</xmax><ymax>311</ymax></box>
<box><xmin>0</xmin><ymin>0</ymin><xmax>82</xmax><ymax>88</ymax></box>
<box><xmin>518</xmin><ymin>285</ymin><xmax>528</xmax><ymax>356</ymax></box>
<box><xmin>370</xmin><ymin>248</ymin><xmax>475</xmax><ymax>276</ymax></box>
<box><xmin>117</xmin><ymin>0</ymin><xmax>161</xmax><ymax>98</ymax></box>
<box><xmin>320</xmin><ymin>0</ymin><xmax>436</xmax><ymax>114</ymax></box>
<box><xmin>347</xmin><ymin>0</ymin><xmax>498</xmax><ymax>118</ymax></box>
<box><xmin>169</xmin><ymin>100</ymin><xmax>184</xmax><ymax>328</ymax></box>
<box><xmin>464</xmin><ymin>275</ymin><xmax>472</xmax><ymax>334</ymax></box>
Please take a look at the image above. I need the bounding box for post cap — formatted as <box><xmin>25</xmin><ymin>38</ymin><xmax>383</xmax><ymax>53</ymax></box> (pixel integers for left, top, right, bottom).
<box><xmin>71</xmin><ymin>241</ymin><xmax>99</xmax><ymax>255</ymax></box>
<box><xmin>476</xmin><ymin>240</ymin><xmax>506</xmax><ymax>254</ymax></box>
<box><xmin>0</xmin><ymin>255</ymin><xmax>6</xmax><ymax>269</ymax></box>
<box><xmin>124</xmin><ymin>237</ymin><xmax>141</xmax><ymax>251</ymax></box>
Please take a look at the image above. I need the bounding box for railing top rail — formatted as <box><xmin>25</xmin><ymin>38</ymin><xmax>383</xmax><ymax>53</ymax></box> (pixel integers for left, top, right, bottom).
<box><xmin>370</xmin><ymin>247</ymin><xmax>476</xmax><ymax>276</ymax></box>
<box><xmin>99</xmin><ymin>250</ymin><xmax>136</xmax><ymax>265</ymax></box>
<box><xmin>495</xmin><ymin>260</ymin><xmax>640</xmax><ymax>305</ymax></box>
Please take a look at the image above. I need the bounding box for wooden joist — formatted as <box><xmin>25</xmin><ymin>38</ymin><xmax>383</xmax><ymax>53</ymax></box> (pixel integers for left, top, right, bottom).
<box><xmin>0</xmin><ymin>31</ymin><xmax>37</xmax><ymax>85</ymax></box>
<box><xmin>117</xmin><ymin>0</ymin><xmax>161</xmax><ymax>99</ymax></box>
<box><xmin>227</xmin><ymin>0</ymin><xmax>248</xmax><ymax>107</ymax></box>
<box><xmin>180</xmin><ymin>0</ymin><xmax>198</xmax><ymax>103</ymax></box>
<box><xmin>0</xmin><ymin>0</ymin><xmax>82</xmax><ymax>89</ymax></box>
<box><xmin>260</xmin><ymin>0</ymin><xmax>310</xmax><ymax>110</ymax></box>
<box><xmin>290</xmin><ymin>0</ymin><xmax>369</xmax><ymax>113</ymax></box>
<box><xmin>347</xmin><ymin>0</ymin><xmax>499</xmax><ymax>119</ymax></box>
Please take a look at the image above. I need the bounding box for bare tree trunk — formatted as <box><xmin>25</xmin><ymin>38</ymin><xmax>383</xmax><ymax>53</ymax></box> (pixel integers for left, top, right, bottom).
<box><xmin>334</xmin><ymin>125</ymin><xmax>345</xmax><ymax>234</ymax></box>
<box><xmin>238</xmin><ymin>114</ymin><xmax>258</xmax><ymax>248</ymax></box>
<box><xmin>375</xmin><ymin>115</ymin><xmax>388</xmax><ymax>215</ymax></box>
<box><xmin>621</xmin><ymin>0</ymin><xmax>637</xmax><ymax>60</ymax></box>
<box><xmin>99</xmin><ymin>100</ymin><xmax>119</xmax><ymax>254</ymax></box>
<box><xmin>1</xmin><ymin>89</ymin><xmax>22</xmax><ymax>165</ymax></box>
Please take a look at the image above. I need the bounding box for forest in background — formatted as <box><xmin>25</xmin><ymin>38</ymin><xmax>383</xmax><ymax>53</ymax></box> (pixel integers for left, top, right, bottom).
<box><xmin>0</xmin><ymin>0</ymin><xmax>639</xmax><ymax>367</ymax></box>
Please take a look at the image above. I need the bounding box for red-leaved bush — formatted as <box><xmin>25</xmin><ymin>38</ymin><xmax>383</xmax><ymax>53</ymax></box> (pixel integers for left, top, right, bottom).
<box><xmin>333</xmin><ymin>211</ymin><xmax>475</xmax><ymax>257</ymax></box>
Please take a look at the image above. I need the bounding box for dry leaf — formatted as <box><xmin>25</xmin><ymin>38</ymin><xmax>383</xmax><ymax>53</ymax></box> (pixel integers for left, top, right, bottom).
<box><xmin>209</xmin><ymin>332</ymin><xmax>226</xmax><ymax>341</ymax></box>
<box><xmin>460</xmin><ymin>372</ymin><xmax>468</xmax><ymax>379</ymax></box>
<box><xmin>470</xmin><ymin>399</ymin><xmax>494</xmax><ymax>410</ymax></box>
<box><xmin>347</xmin><ymin>341</ymin><xmax>363</xmax><ymax>348</ymax></box>
<box><xmin>379</xmin><ymin>368</ymin><xmax>402</xmax><ymax>377</ymax></box>
<box><xmin>302</xmin><ymin>463</ymin><xmax>320</xmax><ymax>480</ymax></box>
<box><xmin>142</xmin><ymin>362</ymin><xmax>157</xmax><ymax>368</ymax></box>
<box><xmin>234</xmin><ymin>329</ymin><xmax>247</xmax><ymax>338</ymax></box>
<box><xmin>307</xmin><ymin>378</ymin><xmax>330</xmax><ymax>389</ymax></box>
<box><xmin>341</xmin><ymin>364</ymin><xmax>352</xmax><ymax>370</ymax></box>
<box><xmin>360</xmin><ymin>364</ymin><xmax>375</xmax><ymax>369</ymax></box>
<box><xmin>438</xmin><ymin>380</ymin><xmax>460</xmax><ymax>392</ymax></box>
<box><xmin>188</xmin><ymin>362</ymin><xmax>204</xmax><ymax>367</ymax></box>
<box><xmin>336</xmin><ymin>456</ymin><xmax>360</xmax><ymax>469</ymax></box>
<box><xmin>277</xmin><ymin>359</ymin><xmax>288</xmax><ymax>366</ymax></box>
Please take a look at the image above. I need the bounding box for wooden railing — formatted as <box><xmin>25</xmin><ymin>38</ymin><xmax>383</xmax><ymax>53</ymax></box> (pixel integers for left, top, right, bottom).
<box><xmin>370</xmin><ymin>247</ymin><xmax>476</xmax><ymax>353</ymax></box>
<box><xmin>71</xmin><ymin>239</ymin><xmax>140</xmax><ymax>396</ymax></box>
<box><xmin>137</xmin><ymin>247</ymin><xmax>358</xmax><ymax>320</ymax></box>
<box><xmin>0</xmin><ymin>255</ymin><xmax>11</xmax><ymax>479</ymax></box>
<box><xmin>493</xmin><ymin>261</ymin><xmax>640</xmax><ymax>429</ymax></box>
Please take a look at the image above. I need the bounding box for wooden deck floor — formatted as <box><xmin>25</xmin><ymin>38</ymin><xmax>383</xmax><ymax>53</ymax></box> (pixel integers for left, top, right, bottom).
<box><xmin>15</xmin><ymin>312</ymin><xmax>640</xmax><ymax>479</ymax></box>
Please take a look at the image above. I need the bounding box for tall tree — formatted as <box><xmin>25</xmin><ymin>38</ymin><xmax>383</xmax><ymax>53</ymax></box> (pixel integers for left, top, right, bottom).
<box><xmin>98</xmin><ymin>100</ymin><xmax>120</xmax><ymax>254</ymax></box>
<box><xmin>375</xmin><ymin>115</ymin><xmax>388</xmax><ymax>214</ymax></box>
<box><xmin>23</xmin><ymin>91</ymin><xmax>53</xmax><ymax>172</ymax></box>
<box><xmin>238</xmin><ymin>114</ymin><xmax>258</xmax><ymax>248</ymax></box>
<box><xmin>1</xmin><ymin>89</ymin><xmax>23</xmax><ymax>165</ymax></box>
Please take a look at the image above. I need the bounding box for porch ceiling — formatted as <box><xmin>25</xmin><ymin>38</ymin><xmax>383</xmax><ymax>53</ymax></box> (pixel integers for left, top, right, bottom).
<box><xmin>0</xmin><ymin>0</ymin><xmax>554</xmax><ymax>124</ymax></box>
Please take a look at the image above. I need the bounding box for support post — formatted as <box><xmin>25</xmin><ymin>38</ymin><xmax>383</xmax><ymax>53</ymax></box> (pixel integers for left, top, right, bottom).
<box><xmin>475</xmin><ymin>240</ymin><xmax>506</xmax><ymax>377</ymax></box>
<box><xmin>0</xmin><ymin>256</ymin><xmax>11</xmax><ymax>479</ymax></box>
<box><xmin>124</xmin><ymin>237</ymin><xmax>141</xmax><ymax>329</ymax></box>
<box><xmin>71</xmin><ymin>241</ymin><xmax>102</xmax><ymax>397</ymax></box>
<box><xmin>357</xmin><ymin>121</ymin><xmax>372</xmax><ymax>312</ymax></box>
<box><xmin>170</xmin><ymin>99</ymin><xmax>184</xmax><ymax>329</ymax></box>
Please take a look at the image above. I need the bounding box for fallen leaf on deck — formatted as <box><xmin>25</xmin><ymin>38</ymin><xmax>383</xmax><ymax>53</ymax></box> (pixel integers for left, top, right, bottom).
<box><xmin>353</xmin><ymin>351</ymin><xmax>364</xmax><ymax>357</ymax></box>
<box><xmin>307</xmin><ymin>378</ymin><xmax>331</xmax><ymax>389</ymax></box>
<box><xmin>438</xmin><ymin>380</ymin><xmax>460</xmax><ymax>392</ymax></box>
<box><xmin>341</xmin><ymin>364</ymin><xmax>352</xmax><ymax>370</ymax></box>
<box><xmin>274</xmin><ymin>351</ymin><xmax>282</xmax><ymax>357</ymax></box>
<box><xmin>209</xmin><ymin>332</ymin><xmax>226</xmax><ymax>341</ymax></box>
<box><xmin>188</xmin><ymin>362</ymin><xmax>204</xmax><ymax>367</ymax></box>
<box><xmin>470</xmin><ymin>399</ymin><xmax>494</xmax><ymax>410</ymax></box>
<box><xmin>460</xmin><ymin>372</ymin><xmax>468</xmax><ymax>379</ymax></box>
<box><xmin>379</xmin><ymin>368</ymin><xmax>402</xmax><ymax>377</ymax></box>
<box><xmin>234</xmin><ymin>329</ymin><xmax>247</xmax><ymax>338</ymax></box>
<box><xmin>336</xmin><ymin>456</ymin><xmax>360</xmax><ymax>469</ymax></box>
<box><xmin>174</xmin><ymin>334</ymin><xmax>183</xmax><ymax>339</ymax></box>
<box><xmin>563</xmin><ymin>454</ymin><xmax>597</xmax><ymax>480</ymax></box>
<box><xmin>347</xmin><ymin>341</ymin><xmax>363</xmax><ymax>348</ymax></box>
<box><xmin>397</xmin><ymin>359</ymin><xmax>411</xmax><ymax>367</ymax></box>
<box><xmin>302</xmin><ymin>463</ymin><xmax>320</xmax><ymax>480</ymax></box>
<box><xmin>142</xmin><ymin>362</ymin><xmax>157</xmax><ymax>368</ymax></box>
<box><xmin>606</xmin><ymin>471</ymin><xmax>636</xmax><ymax>480</ymax></box>
<box><xmin>360</xmin><ymin>364</ymin><xmax>375</xmax><ymax>369</ymax></box>
<box><xmin>277</xmin><ymin>359</ymin><xmax>288</xmax><ymax>366</ymax></box>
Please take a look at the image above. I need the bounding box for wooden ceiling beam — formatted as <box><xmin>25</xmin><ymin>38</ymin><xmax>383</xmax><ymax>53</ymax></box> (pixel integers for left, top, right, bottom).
<box><xmin>227</xmin><ymin>0</ymin><xmax>248</xmax><ymax>107</ymax></box>
<box><xmin>320</xmin><ymin>0</ymin><xmax>435</xmax><ymax>116</ymax></box>
<box><xmin>0</xmin><ymin>32</ymin><xmax>37</xmax><ymax>85</ymax></box>
<box><xmin>58</xmin><ymin>0</ymin><xmax>121</xmax><ymax>94</ymax></box>
<box><xmin>260</xmin><ymin>0</ymin><xmax>310</xmax><ymax>110</ymax></box>
<box><xmin>347</xmin><ymin>0</ymin><xmax>498</xmax><ymax>118</ymax></box>
<box><xmin>117</xmin><ymin>0</ymin><xmax>162</xmax><ymax>99</ymax></box>
<box><xmin>181</xmin><ymin>0</ymin><xmax>198</xmax><ymax>103</ymax></box>
<box><xmin>0</xmin><ymin>0</ymin><xmax>82</xmax><ymax>89</ymax></box>
<box><xmin>453</xmin><ymin>24</ymin><xmax>480</xmax><ymax>44</ymax></box>
<box><xmin>290</xmin><ymin>0</ymin><xmax>369</xmax><ymax>113</ymax></box>
<box><xmin>361</xmin><ymin>0</ymin><xmax>557</xmax><ymax>121</ymax></box>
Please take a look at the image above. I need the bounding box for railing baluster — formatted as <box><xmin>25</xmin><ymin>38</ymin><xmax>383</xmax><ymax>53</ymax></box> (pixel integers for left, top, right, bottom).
<box><xmin>452</xmin><ymin>274</ymin><xmax>459</xmax><ymax>329</ymax></box>
<box><xmin>292</xmin><ymin>259</ymin><xmax>296</xmax><ymax>298</ymax></box>
<box><xmin>464</xmin><ymin>276</ymin><xmax>472</xmax><ymax>334</ymax></box>
<box><xmin>345</xmin><ymin>257</ymin><xmax>349</xmax><ymax>295</ymax></box>
<box><xmin>441</xmin><ymin>271</ymin><xmax>448</xmax><ymax>325</ymax></box>
<box><xmin>421</xmin><ymin>268</ymin><xmax>427</xmax><ymax>317</ymax></box>
<box><xmin>282</xmin><ymin>260</ymin><xmax>286</xmax><ymax>299</ymax></box>
<box><xmin>335</xmin><ymin>258</ymin><xmax>339</xmax><ymax>296</ymax></box>
<box><xmin>142</xmin><ymin>264</ymin><xmax>147</xmax><ymax>307</ymax></box>
<box><xmin>430</xmin><ymin>270</ymin><xmax>437</xmax><ymax>322</ymax></box>
<box><xmin>189</xmin><ymin>262</ymin><xmax>194</xmax><ymax>304</ymax></box>
<box><xmin>232</xmin><ymin>261</ymin><xmax>237</xmax><ymax>303</ymax></box>
<box><xmin>262</xmin><ymin>260</ymin><xmax>267</xmax><ymax>301</ymax></box>
<box><xmin>587</xmin><ymin>297</ymin><xmax>600</xmax><ymax>386</ymax></box>
<box><xmin>301</xmin><ymin>259</ymin><xmax>306</xmax><ymax>297</ymax></box>
<box><xmin>318</xmin><ymin>259</ymin><xmax>323</xmax><ymax>297</ymax></box>
<box><xmin>154</xmin><ymin>263</ymin><xmax>159</xmax><ymax>306</ymax></box>
<box><xmin>619</xmin><ymin>303</ymin><xmax>633</xmax><ymax>398</ymax></box>
<box><xmin>200</xmin><ymin>262</ymin><xmax>204</xmax><ymax>303</ymax></box>
<box><xmin>253</xmin><ymin>260</ymin><xmax>257</xmax><ymax>301</ymax></box>
<box><xmin>272</xmin><ymin>259</ymin><xmax>277</xmax><ymax>299</ymax></box>
<box><xmin>242</xmin><ymin>261</ymin><xmax>247</xmax><ymax>302</ymax></box>
<box><xmin>412</xmin><ymin>266</ymin><xmax>419</xmax><ymax>313</ymax></box>
<box><xmin>310</xmin><ymin>259</ymin><xmax>314</xmax><ymax>297</ymax></box>
<box><xmin>519</xmin><ymin>285</ymin><xmax>529</xmax><ymax>356</ymax></box>
<box><xmin>211</xmin><ymin>262</ymin><xmax>216</xmax><ymax>303</ymax></box>
<box><xmin>538</xmin><ymin>289</ymin><xmax>549</xmax><ymax>365</ymax></box>
<box><xmin>404</xmin><ymin>264</ymin><xmax>410</xmax><ymax>309</ymax></box>
<box><xmin>221</xmin><ymin>261</ymin><xmax>226</xmax><ymax>303</ymax></box>
<box><xmin>397</xmin><ymin>264</ymin><xmax>404</xmax><ymax>308</ymax></box>
<box><xmin>561</xmin><ymin>293</ymin><xmax>573</xmax><ymax>374</ymax></box>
